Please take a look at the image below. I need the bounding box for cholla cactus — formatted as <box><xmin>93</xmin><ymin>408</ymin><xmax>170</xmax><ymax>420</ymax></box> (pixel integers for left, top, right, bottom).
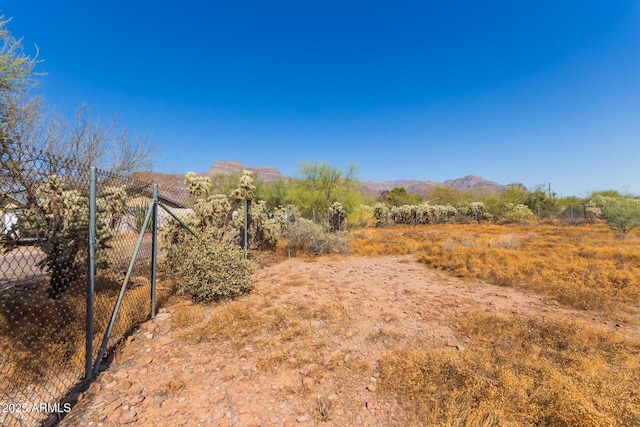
<box><xmin>184</xmin><ymin>172</ymin><xmax>212</xmax><ymax>199</ymax></box>
<box><xmin>415</xmin><ymin>204</ymin><xmax>434</xmax><ymax>224</ymax></box>
<box><xmin>250</xmin><ymin>200</ymin><xmax>279</xmax><ymax>250</ymax></box>
<box><xmin>273</xmin><ymin>205</ymin><xmax>300</xmax><ymax>233</ymax></box>
<box><xmin>14</xmin><ymin>175</ymin><xmax>121</xmax><ymax>298</ymax></box>
<box><xmin>390</xmin><ymin>204</ymin><xmax>417</xmax><ymax>224</ymax></box>
<box><xmin>469</xmin><ymin>202</ymin><xmax>485</xmax><ymax>223</ymax></box>
<box><xmin>373</xmin><ymin>202</ymin><xmax>389</xmax><ymax>226</ymax></box>
<box><xmin>164</xmin><ymin>171</ymin><xmax>281</xmax><ymax>251</ymax></box>
<box><xmin>101</xmin><ymin>186</ymin><xmax>128</xmax><ymax>229</ymax></box>
<box><xmin>328</xmin><ymin>201</ymin><xmax>346</xmax><ymax>231</ymax></box>
<box><xmin>585</xmin><ymin>195</ymin><xmax>612</xmax><ymax>220</ymax></box>
<box><xmin>232</xmin><ymin>170</ymin><xmax>255</xmax><ymax>201</ymax></box>
<box><xmin>195</xmin><ymin>194</ymin><xmax>232</xmax><ymax>231</ymax></box>
<box><xmin>503</xmin><ymin>203</ymin><xmax>534</xmax><ymax>223</ymax></box>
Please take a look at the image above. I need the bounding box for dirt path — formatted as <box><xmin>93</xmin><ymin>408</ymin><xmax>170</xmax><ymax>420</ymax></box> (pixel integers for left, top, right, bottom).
<box><xmin>58</xmin><ymin>255</ymin><xmax>621</xmax><ymax>426</ymax></box>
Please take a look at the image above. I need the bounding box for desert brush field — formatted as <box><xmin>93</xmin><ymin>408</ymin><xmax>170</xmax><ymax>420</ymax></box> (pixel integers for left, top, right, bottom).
<box><xmin>55</xmin><ymin>222</ymin><xmax>640</xmax><ymax>426</ymax></box>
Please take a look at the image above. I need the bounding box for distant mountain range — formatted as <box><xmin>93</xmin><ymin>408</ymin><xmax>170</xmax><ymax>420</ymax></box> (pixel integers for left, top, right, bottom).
<box><xmin>132</xmin><ymin>160</ymin><xmax>525</xmax><ymax>196</ymax></box>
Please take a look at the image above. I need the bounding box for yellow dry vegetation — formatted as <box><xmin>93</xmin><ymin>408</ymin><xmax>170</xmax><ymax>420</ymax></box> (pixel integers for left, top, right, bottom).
<box><xmin>351</xmin><ymin>222</ymin><xmax>640</xmax><ymax>316</ymax></box>
<box><xmin>173</xmin><ymin>296</ymin><xmax>350</xmax><ymax>375</ymax></box>
<box><xmin>351</xmin><ymin>222</ymin><xmax>640</xmax><ymax>425</ymax></box>
<box><xmin>380</xmin><ymin>312</ymin><xmax>640</xmax><ymax>426</ymax></box>
<box><xmin>0</xmin><ymin>273</ymin><xmax>170</xmax><ymax>399</ymax></box>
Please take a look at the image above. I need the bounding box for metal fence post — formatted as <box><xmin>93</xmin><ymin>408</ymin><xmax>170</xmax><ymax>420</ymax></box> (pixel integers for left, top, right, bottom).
<box><xmin>244</xmin><ymin>199</ymin><xmax>248</xmax><ymax>259</ymax></box>
<box><xmin>93</xmin><ymin>202</ymin><xmax>155</xmax><ymax>376</ymax></box>
<box><xmin>151</xmin><ymin>184</ymin><xmax>158</xmax><ymax>318</ymax></box>
<box><xmin>86</xmin><ymin>167</ymin><xmax>96</xmax><ymax>380</ymax></box>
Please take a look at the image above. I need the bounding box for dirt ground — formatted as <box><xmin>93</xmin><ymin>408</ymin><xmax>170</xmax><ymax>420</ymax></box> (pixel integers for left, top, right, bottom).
<box><xmin>58</xmin><ymin>254</ymin><xmax>625</xmax><ymax>426</ymax></box>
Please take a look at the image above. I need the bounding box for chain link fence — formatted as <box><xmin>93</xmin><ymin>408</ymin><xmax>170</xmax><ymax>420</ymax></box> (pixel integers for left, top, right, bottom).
<box><xmin>0</xmin><ymin>146</ymin><xmax>191</xmax><ymax>426</ymax></box>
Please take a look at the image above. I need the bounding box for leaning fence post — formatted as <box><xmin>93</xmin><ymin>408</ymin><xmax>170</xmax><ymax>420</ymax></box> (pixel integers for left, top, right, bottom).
<box><xmin>151</xmin><ymin>184</ymin><xmax>158</xmax><ymax>318</ymax></box>
<box><xmin>93</xmin><ymin>201</ymin><xmax>154</xmax><ymax>376</ymax></box>
<box><xmin>86</xmin><ymin>167</ymin><xmax>96</xmax><ymax>381</ymax></box>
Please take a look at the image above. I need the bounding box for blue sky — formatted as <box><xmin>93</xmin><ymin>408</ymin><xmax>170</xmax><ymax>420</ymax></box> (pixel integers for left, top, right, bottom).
<box><xmin>3</xmin><ymin>1</ymin><xmax>640</xmax><ymax>196</ymax></box>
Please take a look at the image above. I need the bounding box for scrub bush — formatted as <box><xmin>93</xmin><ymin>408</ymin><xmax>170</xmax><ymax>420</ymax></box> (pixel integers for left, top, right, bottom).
<box><xmin>166</xmin><ymin>230</ymin><xmax>253</xmax><ymax>302</ymax></box>
<box><xmin>288</xmin><ymin>218</ymin><xmax>348</xmax><ymax>255</ymax></box>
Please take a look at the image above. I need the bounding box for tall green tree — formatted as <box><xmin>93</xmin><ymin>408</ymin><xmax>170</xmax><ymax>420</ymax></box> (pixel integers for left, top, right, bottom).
<box><xmin>287</xmin><ymin>161</ymin><xmax>362</xmax><ymax>220</ymax></box>
<box><xmin>589</xmin><ymin>195</ymin><xmax>640</xmax><ymax>236</ymax></box>
<box><xmin>379</xmin><ymin>187</ymin><xmax>423</xmax><ymax>207</ymax></box>
<box><xmin>263</xmin><ymin>177</ymin><xmax>290</xmax><ymax>208</ymax></box>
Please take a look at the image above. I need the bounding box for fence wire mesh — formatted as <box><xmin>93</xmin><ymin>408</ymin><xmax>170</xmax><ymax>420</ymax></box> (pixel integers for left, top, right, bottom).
<box><xmin>0</xmin><ymin>146</ymin><xmax>191</xmax><ymax>426</ymax></box>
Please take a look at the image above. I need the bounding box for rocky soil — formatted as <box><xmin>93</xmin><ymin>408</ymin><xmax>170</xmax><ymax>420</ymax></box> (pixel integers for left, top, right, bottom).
<box><xmin>58</xmin><ymin>255</ymin><xmax>596</xmax><ymax>426</ymax></box>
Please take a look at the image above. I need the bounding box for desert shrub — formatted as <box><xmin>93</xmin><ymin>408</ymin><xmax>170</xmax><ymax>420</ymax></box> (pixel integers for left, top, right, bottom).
<box><xmin>288</xmin><ymin>218</ymin><xmax>348</xmax><ymax>255</ymax></box>
<box><xmin>165</xmin><ymin>230</ymin><xmax>253</xmax><ymax>302</ymax></box>
<box><xmin>588</xmin><ymin>195</ymin><xmax>640</xmax><ymax>235</ymax></box>
<box><xmin>502</xmin><ymin>203</ymin><xmax>534</xmax><ymax>223</ymax></box>
<box><xmin>350</xmin><ymin>204</ymin><xmax>374</xmax><ymax>228</ymax></box>
<box><xmin>273</xmin><ymin>204</ymin><xmax>301</xmax><ymax>233</ymax></box>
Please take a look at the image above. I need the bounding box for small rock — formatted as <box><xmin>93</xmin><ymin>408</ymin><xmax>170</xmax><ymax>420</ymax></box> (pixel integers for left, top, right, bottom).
<box><xmin>155</xmin><ymin>312</ymin><xmax>172</xmax><ymax>322</ymax></box>
<box><xmin>129</xmin><ymin>395</ymin><xmax>145</xmax><ymax>406</ymax></box>
<box><xmin>139</xmin><ymin>355</ymin><xmax>154</xmax><ymax>365</ymax></box>
<box><xmin>302</xmin><ymin>377</ymin><xmax>315</xmax><ymax>390</ymax></box>
<box><xmin>106</xmin><ymin>407</ymin><xmax>124</xmax><ymax>423</ymax></box>
<box><xmin>158</xmin><ymin>336</ymin><xmax>174</xmax><ymax>346</ymax></box>
<box><xmin>296</xmin><ymin>415</ymin><xmax>311</xmax><ymax>423</ymax></box>
<box><xmin>144</xmin><ymin>332</ymin><xmax>154</xmax><ymax>340</ymax></box>
<box><xmin>140</xmin><ymin>321</ymin><xmax>155</xmax><ymax>332</ymax></box>
<box><xmin>116</xmin><ymin>380</ymin><xmax>132</xmax><ymax>391</ymax></box>
<box><xmin>87</xmin><ymin>382</ymin><xmax>101</xmax><ymax>394</ymax></box>
<box><xmin>100</xmin><ymin>372</ymin><xmax>114</xmax><ymax>384</ymax></box>
<box><xmin>366</xmin><ymin>383</ymin><xmax>377</xmax><ymax>392</ymax></box>
<box><xmin>114</xmin><ymin>370</ymin><xmax>129</xmax><ymax>379</ymax></box>
<box><xmin>119</xmin><ymin>409</ymin><xmax>138</xmax><ymax>424</ymax></box>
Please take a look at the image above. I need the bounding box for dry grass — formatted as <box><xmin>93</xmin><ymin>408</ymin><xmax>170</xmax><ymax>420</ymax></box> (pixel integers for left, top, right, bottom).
<box><xmin>0</xmin><ymin>271</ymin><xmax>170</xmax><ymax>400</ymax></box>
<box><xmin>350</xmin><ymin>223</ymin><xmax>640</xmax><ymax>316</ymax></box>
<box><xmin>174</xmin><ymin>296</ymin><xmax>349</xmax><ymax>374</ymax></box>
<box><xmin>348</xmin><ymin>223</ymin><xmax>640</xmax><ymax>424</ymax></box>
<box><xmin>380</xmin><ymin>312</ymin><xmax>640</xmax><ymax>426</ymax></box>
